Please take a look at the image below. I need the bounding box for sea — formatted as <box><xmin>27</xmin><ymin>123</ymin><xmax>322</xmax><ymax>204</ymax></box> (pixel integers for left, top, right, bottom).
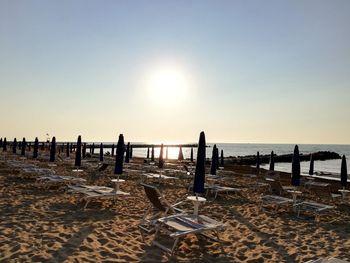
<box><xmin>102</xmin><ymin>143</ymin><xmax>350</xmax><ymax>178</ymax></box>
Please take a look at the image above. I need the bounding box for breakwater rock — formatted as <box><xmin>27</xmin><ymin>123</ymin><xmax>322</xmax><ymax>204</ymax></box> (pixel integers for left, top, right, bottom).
<box><xmin>230</xmin><ymin>151</ymin><xmax>341</xmax><ymax>165</ymax></box>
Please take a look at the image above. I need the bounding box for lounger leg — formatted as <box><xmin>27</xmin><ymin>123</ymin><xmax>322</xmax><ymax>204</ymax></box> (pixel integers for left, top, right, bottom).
<box><xmin>171</xmin><ymin>237</ymin><xmax>180</xmax><ymax>255</ymax></box>
<box><xmin>84</xmin><ymin>199</ymin><xmax>91</xmax><ymax>210</ymax></box>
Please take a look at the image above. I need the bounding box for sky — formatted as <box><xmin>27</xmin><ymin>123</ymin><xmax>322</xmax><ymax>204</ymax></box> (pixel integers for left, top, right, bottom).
<box><xmin>1</xmin><ymin>0</ymin><xmax>349</xmax><ymax>144</ymax></box>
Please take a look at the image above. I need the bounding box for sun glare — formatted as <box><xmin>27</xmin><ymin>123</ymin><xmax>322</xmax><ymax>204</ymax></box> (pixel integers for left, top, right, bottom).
<box><xmin>146</xmin><ymin>67</ymin><xmax>189</xmax><ymax>108</ymax></box>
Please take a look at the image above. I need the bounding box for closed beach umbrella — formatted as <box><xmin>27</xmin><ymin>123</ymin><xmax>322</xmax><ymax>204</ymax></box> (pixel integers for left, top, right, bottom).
<box><xmin>99</xmin><ymin>143</ymin><xmax>104</xmax><ymax>162</ymax></box>
<box><xmin>309</xmin><ymin>154</ymin><xmax>314</xmax><ymax>175</ymax></box>
<box><xmin>210</xmin><ymin>144</ymin><xmax>217</xmax><ymax>175</ymax></box>
<box><xmin>147</xmin><ymin>147</ymin><xmax>150</xmax><ymax>159</ymax></box>
<box><xmin>220</xmin><ymin>149</ymin><xmax>224</xmax><ymax>167</ymax></box>
<box><xmin>91</xmin><ymin>143</ymin><xmax>95</xmax><ymax>155</ymax></box>
<box><xmin>12</xmin><ymin>138</ymin><xmax>17</xmax><ymax>154</ymax></box>
<box><xmin>114</xmin><ymin>134</ymin><xmax>125</xmax><ymax>175</ymax></box>
<box><xmin>178</xmin><ymin>146</ymin><xmax>184</xmax><ymax>161</ymax></box>
<box><xmin>82</xmin><ymin>143</ymin><xmax>86</xmax><ymax>158</ymax></box>
<box><xmin>3</xmin><ymin>138</ymin><xmax>7</xmax><ymax>151</ymax></box>
<box><xmin>193</xmin><ymin>131</ymin><xmax>206</xmax><ymax>194</ymax></box>
<box><xmin>111</xmin><ymin>144</ymin><xmax>115</xmax><ymax>156</ymax></box>
<box><xmin>151</xmin><ymin>145</ymin><xmax>154</xmax><ymax>161</ymax></box>
<box><xmin>269</xmin><ymin>151</ymin><xmax>275</xmax><ymax>171</ymax></box>
<box><xmin>190</xmin><ymin>147</ymin><xmax>193</xmax><ymax>162</ymax></box>
<box><xmin>130</xmin><ymin>146</ymin><xmax>133</xmax><ymax>159</ymax></box>
<box><xmin>75</xmin><ymin>136</ymin><xmax>82</xmax><ymax>167</ymax></box>
<box><xmin>215</xmin><ymin>147</ymin><xmax>219</xmax><ymax>169</ymax></box>
<box><xmin>158</xmin><ymin>143</ymin><xmax>164</xmax><ymax>168</ymax></box>
<box><xmin>125</xmin><ymin>142</ymin><xmax>130</xmax><ymax>163</ymax></box>
<box><xmin>66</xmin><ymin>143</ymin><xmax>70</xmax><ymax>157</ymax></box>
<box><xmin>291</xmin><ymin>145</ymin><xmax>300</xmax><ymax>186</ymax></box>
<box><xmin>341</xmin><ymin>155</ymin><xmax>347</xmax><ymax>188</ymax></box>
<box><xmin>33</xmin><ymin>137</ymin><xmax>39</xmax><ymax>159</ymax></box>
<box><xmin>256</xmin><ymin>151</ymin><xmax>260</xmax><ymax>170</ymax></box>
<box><xmin>21</xmin><ymin>138</ymin><xmax>26</xmax><ymax>156</ymax></box>
<box><xmin>49</xmin><ymin>137</ymin><xmax>56</xmax><ymax>162</ymax></box>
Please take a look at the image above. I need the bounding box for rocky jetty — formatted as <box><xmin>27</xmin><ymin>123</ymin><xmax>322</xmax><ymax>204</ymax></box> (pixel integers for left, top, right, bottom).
<box><xmin>229</xmin><ymin>151</ymin><xmax>341</xmax><ymax>165</ymax></box>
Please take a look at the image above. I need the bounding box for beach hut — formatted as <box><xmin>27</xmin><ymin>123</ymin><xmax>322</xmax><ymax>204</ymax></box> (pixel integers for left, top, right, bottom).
<box><xmin>340</xmin><ymin>155</ymin><xmax>347</xmax><ymax>189</ymax></box>
<box><xmin>309</xmin><ymin>154</ymin><xmax>314</xmax><ymax>175</ymax></box>
<box><xmin>21</xmin><ymin>138</ymin><xmax>26</xmax><ymax>156</ymax></box>
<box><xmin>178</xmin><ymin>146</ymin><xmax>184</xmax><ymax>161</ymax></box>
<box><xmin>82</xmin><ymin>143</ymin><xmax>86</xmax><ymax>158</ymax></box>
<box><xmin>190</xmin><ymin>147</ymin><xmax>193</xmax><ymax>162</ymax></box>
<box><xmin>114</xmin><ymin>134</ymin><xmax>125</xmax><ymax>175</ymax></box>
<box><xmin>33</xmin><ymin>137</ymin><xmax>39</xmax><ymax>159</ymax></box>
<box><xmin>12</xmin><ymin>138</ymin><xmax>17</xmax><ymax>154</ymax></box>
<box><xmin>210</xmin><ymin>144</ymin><xmax>217</xmax><ymax>175</ymax></box>
<box><xmin>3</xmin><ymin>138</ymin><xmax>7</xmax><ymax>151</ymax></box>
<box><xmin>99</xmin><ymin>143</ymin><xmax>104</xmax><ymax>162</ymax></box>
<box><xmin>220</xmin><ymin>149</ymin><xmax>224</xmax><ymax>167</ymax></box>
<box><xmin>158</xmin><ymin>143</ymin><xmax>164</xmax><ymax>168</ymax></box>
<box><xmin>75</xmin><ymin>136</ymin><xmax>82</xmax><ymax>167</ymax></box>
<box><xmin>147</xmin><ymin>147</ymin><xmax>150</xmax><ymax>159</ymax></box>
<box><xmin>125</xmin><ymin>142</ymin><xmax>130</xmax><ymax>163</ymax></box>
<box><xmin>49</xmin><ymin>137</ymin><xmax>56</xmax><ymax>162</ymax></box>
<box><xmin>269</xmin><ymin>151</ymin><xmax>275</xmax><ymax>171</ymax></box>
<box><xmin>193</xmin><ymin>131</ymin><xmax>206</xmax><ymax>194</ymax></box>
<box><xmin>111</xmin><ymin>144</ymin><xmax>115</xmax><ymax>157</ymax></box>
<box><xmin>291</xmin><ymin>145</ymin><xmax>300</xmax><ymax>186</ymax></box>
<box><xmin>256</xmin><ymin>151</ymin><xmax>260</xmax><ymax>170</ymax></box>
<box><xmin>151</xmin><ymin>145</ymin><xmax>155</xmax><ymax>162</ymax></box>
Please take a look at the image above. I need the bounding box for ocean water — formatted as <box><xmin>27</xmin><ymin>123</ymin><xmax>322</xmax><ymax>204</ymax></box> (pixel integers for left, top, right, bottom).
<box><xmin>99</xmin><ymin>143</ymin><xmax>350</xmax><ymax>176</ymax></box>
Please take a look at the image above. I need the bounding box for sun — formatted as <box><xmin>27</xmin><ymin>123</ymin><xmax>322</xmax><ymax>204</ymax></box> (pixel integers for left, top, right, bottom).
<box><xmin>146</xmin><ymin>67</ymin><xmax>189</xmax><ymax>108</ymax></box>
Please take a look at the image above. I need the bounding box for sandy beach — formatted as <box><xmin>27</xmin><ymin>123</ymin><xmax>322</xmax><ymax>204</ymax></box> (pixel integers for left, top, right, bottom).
<box><xmin>1</xmin><ymin>151</ymin><xmax>350</xmax><ymax>263</ymax></box>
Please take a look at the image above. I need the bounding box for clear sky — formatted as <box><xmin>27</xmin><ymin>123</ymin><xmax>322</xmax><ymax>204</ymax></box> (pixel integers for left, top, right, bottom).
<box><xmin>1</xmin><ymin>0</ymin><xmax>349</xmax><ymax>144</ymax></box>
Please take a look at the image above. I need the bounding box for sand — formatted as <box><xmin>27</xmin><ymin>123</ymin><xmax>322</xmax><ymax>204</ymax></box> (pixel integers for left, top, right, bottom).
<box><xmin>0</xmin><ymin>151</ymin><xmax>350</xmax><ymax>262</ymax></box>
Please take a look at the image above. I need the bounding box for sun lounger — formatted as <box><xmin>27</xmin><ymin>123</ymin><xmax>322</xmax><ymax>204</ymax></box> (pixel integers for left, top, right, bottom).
<box><xmin>306</xmin><ymin>257</ymin><xmax>350</xmax><ymax>263</ymax></box>
<box><xmin>295</xmin><ymin>201</ymin><xmax>334</xmax><ymax>221</ymax></box>
<box><xmin>260</xmin><ymin>195</ymin><xmax>294</xmax><ymax>213</ymax></box>
<box><xmin>67</xmin><ymin>184</ymin><xmax>130</xmax><ymax>209</ymax></box>
<box><xmin>139</xmin><ymin>183</ymin><xmax>184</xmax><ymax>240</ymax></box>
<box><xmin>153</xmin><ymin>214</ymin><xmax>226</xmax><ymax>255</ymax></box>
<box><xmin>207</xmin><ymin>185</ymin><xmax>242</xmax><ymax>200</ymax></box>
<box><xmin>37</xmin><ymin>175</ymin><xmax>86</xmax><ymax>188</ymax></box>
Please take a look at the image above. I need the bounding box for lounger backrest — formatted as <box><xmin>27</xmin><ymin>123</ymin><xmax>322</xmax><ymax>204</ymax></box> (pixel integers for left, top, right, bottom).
<box><xmin>141</xmin><ymin>183</ymin><xmax>166</xmax><ymax>212</ymax></box>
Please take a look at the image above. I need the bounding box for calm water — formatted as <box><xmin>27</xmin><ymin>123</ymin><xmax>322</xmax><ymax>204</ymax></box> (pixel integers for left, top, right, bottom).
<box><xmin>98</xmin><ymin>143</ymin><xmax>350</xmax><ymax>176</ymax></box>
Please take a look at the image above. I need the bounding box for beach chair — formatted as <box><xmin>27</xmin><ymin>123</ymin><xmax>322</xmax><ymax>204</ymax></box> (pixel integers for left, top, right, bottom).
<box><xmin>260</xmin><ymin>195</ymin><xmax>294</xmax><ymax>213</ymax></box>
<box><xmin>295</xmin><ymin>201</ymin><xmax>334</xmax><ymax>221</ymax></box>
<box><xmin>305</xmin><ymin>257</ymin><xmax>350</xmax><ymax>263</ymax></box>
<box><xmin>206</xmin><ymin>183</ymin><xmax>242</xmax><ymax>200</ymax></box>
<box><xmin>265</xmin><ymin>178</ymin><xmax>295</xmax><ymax>195</ymax></box>
<box><xmin>67</xmin><ymin>184</ymin><xmax>130</xmax><ymax>209</ymax></box>
<box><xmin>139</xmin><ymin>183</ymin><xmax>184</xmax><ymax>240</ymax></box>
<box><xmin>37</xmin><ymin>175</ymin><xmax>86</xmax><ymax>189</ymax></box>
<box><xmin>152</xmin><ymin>213</ymin><xmax>226</xmax><ymax>255</ymax></box>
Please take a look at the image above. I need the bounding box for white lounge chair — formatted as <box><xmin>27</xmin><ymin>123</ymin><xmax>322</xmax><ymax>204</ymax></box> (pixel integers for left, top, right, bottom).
<box><xmin>139</xmin><ymin>183</ymin><xmax>184</xmax><ymax>240</ymax></box>
<box><xmin>260</xmin><ymin>195</ymin><xmax>294</xmax><ymax>213</ymax></box>
<box><xmin>295</xmin><ymin>201</ymin><xmax>334</xmax><ymax>221</ymax></box>
<box><xmin>153</xmin><ymin>213</ymin><xmax>226</xmax><ymax>255</ymax></box>
<box><xmin>67</xmin><ymin>184</ymin><xmax>130</xmax><ymax>209</ymax></box>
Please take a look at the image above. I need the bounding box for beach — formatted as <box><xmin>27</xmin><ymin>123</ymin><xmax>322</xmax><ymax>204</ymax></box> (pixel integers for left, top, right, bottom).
<box><xmin>1</xmin><ymin>151</ymin><xmax>350</xmax><ymax>263</ymax></box>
